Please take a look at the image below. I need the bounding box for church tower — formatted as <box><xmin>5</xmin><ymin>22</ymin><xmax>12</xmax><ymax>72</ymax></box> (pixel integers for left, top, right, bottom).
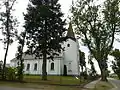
<box><xmin>63</xmin><ymin>22</ymin><xmax>80</xmax><ymax>76</ymax></box>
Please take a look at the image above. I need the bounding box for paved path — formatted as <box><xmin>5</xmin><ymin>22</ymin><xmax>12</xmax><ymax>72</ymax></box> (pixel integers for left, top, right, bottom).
<box><xmin>82</xmin><ymin>79</ymin><xmax>100</xmax><ymax>90</ymax></box>
<box><xmin>108</xmin><ymin>78</ymin><xmax>120</xmax><ymax>90</ymax></box>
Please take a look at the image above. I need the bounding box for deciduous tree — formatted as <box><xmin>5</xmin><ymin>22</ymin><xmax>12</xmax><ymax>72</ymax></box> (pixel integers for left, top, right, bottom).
<box><xmin>88</xmin><ymin>54</ymin><xmax>97</xmax><ymax>77</ymax></box>
<box><xmin>110</xmin><ymin>49</ymin><xmax>120</xmax><ymax>79</ymax></box>
<box><xmin>0</xmin><ymin>0</ymin><xmax>18</xmax><ymax>79</ymax></box>
<box><xmin>16</xmin><ymin>31</ymin><xmax>26</xmax><ymax>81</ymax></box>
<box><xmin>71</xmin><ymin>0</ymin><xmax>120</xmax><ymax>81</ymax></box>
<box><xmin>79</xmin><ymin>50</ymin><xmax>86</xmax><ymax>75</ymax></box>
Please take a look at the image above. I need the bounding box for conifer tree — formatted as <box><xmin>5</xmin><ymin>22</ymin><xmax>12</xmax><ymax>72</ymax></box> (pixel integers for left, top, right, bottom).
<box><xmin>24</xmin><ymin>0</ymin><xmax>66</xmax><ymax>80</ymax></box>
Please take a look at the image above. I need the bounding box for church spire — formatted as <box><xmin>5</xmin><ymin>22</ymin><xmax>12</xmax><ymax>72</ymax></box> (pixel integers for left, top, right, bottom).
<box><xmin>67</xmin><ymin>22</ymin><xmax>75</xmax><ymax>38</ymax></box>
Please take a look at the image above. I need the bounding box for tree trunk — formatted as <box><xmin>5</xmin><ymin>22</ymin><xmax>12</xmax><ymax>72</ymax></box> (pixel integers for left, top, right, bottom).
<box><xmin>98</xmin><ymin>60</ymin><xmax>108</xmax><ymax>81</ymax></box>
<box><xmin>19</xmin><ymin>32</ymin><xmax>26</xmax><ymax>81</ymax></box>
<box><xmin>101</xmin><ymin>68</ymin><xmax>108</xmax><ymax>81</ymax></box>
<box><xmin>2</xmin><ymin>40</ymin><xmax>9</xmax><ymax>80</ymax></box>
<box><xmin>42</xmin><ymin>50</ymin><xmax>47</xmax><ymax>80</ymax></box>
<box><xmin>41</xmin><ymin>18</ymin><xmax>47</xmax><ymax>80</ymax></box>
<box><xmin>2</xmin><ymin>1</ymin><xmax>10</xmax><ymax>80</ymax></box>
<box><xmin>81</xmin><ymin>66</ymin><xmax>84</xmax><ymax>81</ymax></box>
<box><xmin>19</xmin><ymin>58</ymin><xmax>23</xmax><ymax>81</ymax></box>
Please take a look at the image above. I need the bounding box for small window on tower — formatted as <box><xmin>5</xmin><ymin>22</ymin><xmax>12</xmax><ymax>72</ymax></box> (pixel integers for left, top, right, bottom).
<box><xmin>67</xmin><ymin>44</ymin><xmax>70</xmax><ymax>47</ymax></box>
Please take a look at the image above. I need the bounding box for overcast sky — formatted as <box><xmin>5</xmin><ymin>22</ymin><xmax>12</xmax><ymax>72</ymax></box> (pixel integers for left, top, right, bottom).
<box><xmin>0</xmin><ymin>0</ymin><xmax>76</xmax><ymax>63</ymax></box>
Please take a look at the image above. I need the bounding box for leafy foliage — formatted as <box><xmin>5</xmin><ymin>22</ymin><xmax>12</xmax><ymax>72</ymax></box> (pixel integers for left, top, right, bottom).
<box><xmin>88</xmin><ymin>54</ymin><xmax>97</xmax><ymax>77</ymax></box>
<box><xmin>110</xmin><ymin>49</ymin><xmax>120</xmax><ymax>79</ymax></box>
<box><xmin>6</xmin><ymin>67</ymin><xmax>17</xmax><ymax>80</ymax></box>
<box><xmin>24</xmin><ymin>0</ymin><xmax>66</xmax><ymax>80</ymax></box>
<box><xmin>79</xmin><ymin>50</ymin><xmax>87</xmax><ymax>80</ymax></box>
<box><xmin>0</xmin><ymin>0</ymin><xmax>18</xmax><ymax>79</ymax></box>
<box><xmin>15</xmin><ymin>31</ymin><xmax>26</xmax><ymax>81</ymax></box>
<box><xmin>71</xmin><ymin>0</ymin><xmax>120</xmax><ymax>81</ymax></box>
<box><xmin>0</xmin><ymin>0</ymin><xmax>18</xmax><ymax>46</ymax></box>
<box><xmin>79</xmin><ymin>50</ymin><xmax>86</xmax><ymax>72</ymax></box>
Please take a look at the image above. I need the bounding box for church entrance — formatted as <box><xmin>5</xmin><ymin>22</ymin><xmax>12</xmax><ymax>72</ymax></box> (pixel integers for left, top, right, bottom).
<box><xmin>63</xmin><ymin>65</ymin><xmax>67</xmax><ymax>76</ymax></box>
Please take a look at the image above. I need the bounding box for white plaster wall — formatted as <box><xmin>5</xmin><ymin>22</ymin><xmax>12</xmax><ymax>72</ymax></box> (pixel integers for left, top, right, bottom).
<box><xmin>10</xmin><ymin>58</ymin><xmax>63</xmax><ymax>75</ymax></box>
<box><xmin>60</xmin><ymin>57</ymin><xmax>64</xmax><ymax>75</ymax></box>
<box><xmin>10</xmin><ymin>60</ymin><xmax>18</xmax><ymax>67</ymax></box>
<box><xmin>9</xmin><ymin>39</ymin><xmax>79</xmax><ymax>76</ymax></box>
<box><xmin>11</xmin><ymin>58</ymin><xmax>63</xmax><ymax>75</ymax></box>
<box><xmin>47</xmin><ymin>58</ymin><xmax>62</xmax><ymax>75</ymax></box>
<box><xmin>23</xmin><ymin>59</ymin><xmax>42</xmax><ymax>75</ymax></box>
<box><xmin>10</xmin><ymin>61</ymin><xmax>15</xmax><ymax>67</ymax></box>
<box><xmin>63</xmin><ymin>39</ymin><xmax>79</xmax><ymax>75</ymax></box>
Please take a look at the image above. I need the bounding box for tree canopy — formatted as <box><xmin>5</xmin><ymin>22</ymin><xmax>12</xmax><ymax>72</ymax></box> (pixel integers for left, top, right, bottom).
<box><xmin>24</xmin><ymin>0</ymin><xmax>66</xmax><ymax>80</ymax></box>
<box><xmin>71</xmin><ymin>0</ymin><xmax>120</xmax><ymax>81</ymax></box>
<box><xmin>0</xmin><ymin>0</ymin><xmax>17</xmax><ymax>80</ymax></box>
<box><xmin>110</xmin><ymin>49</ymin><xmax>120</xmax><ymax>79</ymax></box>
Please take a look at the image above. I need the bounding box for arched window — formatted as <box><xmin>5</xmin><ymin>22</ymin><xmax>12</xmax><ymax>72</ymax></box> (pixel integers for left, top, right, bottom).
<box><xmin>51</xmin><ymin>63</ymin><xmax>54</xmax><ymax>70</ymax></box>
<box><xmin>34</xmin><ymin>63</ymin><xmax>37</xmax><ymax>71</ymax></box>
<box><xmin>26</xmin><ymin>64</ymin><xmax>30</xmax><ymax>71</ymax></box>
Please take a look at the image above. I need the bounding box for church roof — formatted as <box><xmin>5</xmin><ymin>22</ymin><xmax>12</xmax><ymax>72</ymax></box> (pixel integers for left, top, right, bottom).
<box><xmin>67</xmin><ymin>22</ymin><xmax>76</xmax><ymax>41</ymax></box>
<box><xmin>10</xmin><ymin>54</ymin><xmax>62</xmax><ymax>62</ymax></box>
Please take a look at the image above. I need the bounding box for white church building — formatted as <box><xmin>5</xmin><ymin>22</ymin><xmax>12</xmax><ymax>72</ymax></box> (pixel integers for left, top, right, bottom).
<box><xmin>10</xmin><ymin>23</ymin><xmax>80</xmax><ymax>76</ymax></box>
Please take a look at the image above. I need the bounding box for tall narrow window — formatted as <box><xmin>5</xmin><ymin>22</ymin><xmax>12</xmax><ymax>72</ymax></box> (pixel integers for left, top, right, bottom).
<box><xmin>51</xmin><ymin>63</ymin><xmax>54</xmax><ymax>70</ymax></box>
<box><xmin>68</xmin><ymin>62</ymin><xmax>72</xmax><ymax>72</ymax></box>
<box><xmin>23</xmin><ymin>63</ymin><xmax>25</xmax><ymax>69</ymax></box>
<box><xmin>26</xmin><ymin>64</ymin><xmax>30</xmax><ymax>71</ymax></box>
<box><xmin>34</xmin><ymin>63</ymin><xmax>37</xmax><ymax>71</ymax></box>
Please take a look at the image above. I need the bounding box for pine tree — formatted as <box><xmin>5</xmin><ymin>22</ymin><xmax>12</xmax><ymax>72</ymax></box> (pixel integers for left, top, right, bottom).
<box><xmin>24</xmin><ymin>0</ymin><xmax>66</xmax><ymax>80</ymax></box>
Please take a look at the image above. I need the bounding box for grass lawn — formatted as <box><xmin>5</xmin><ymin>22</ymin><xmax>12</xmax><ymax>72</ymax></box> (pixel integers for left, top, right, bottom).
<box><xmin>92</xmin><ymin>81</ymin><xmax>114</xmax><ymax>90</ymax></box>
<box><xmin>0</xmin><ymin>81</ymin><xmax>82</xmax><ymax>90</ymax></box>
<box><xmin>23</xmin><ymin>75</ymin><xmax>88</xmax><ymax>85</ymax></box>
<box><xmin>0</xmin><ymin>75</ymin><xmax>89</xmax><ymax>90</ymax></box>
